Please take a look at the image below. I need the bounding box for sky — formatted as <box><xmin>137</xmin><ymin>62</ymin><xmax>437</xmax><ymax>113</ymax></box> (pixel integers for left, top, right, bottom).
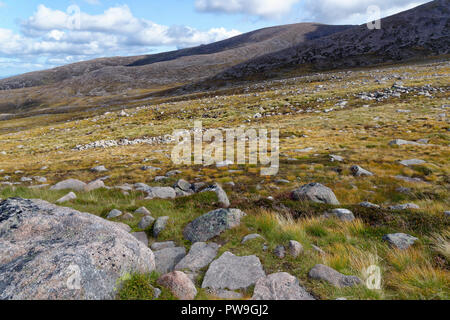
<box><xmin>0</xmin><ymin>0</ymin><xmax>430</xmax><ymax>77</ymax></box>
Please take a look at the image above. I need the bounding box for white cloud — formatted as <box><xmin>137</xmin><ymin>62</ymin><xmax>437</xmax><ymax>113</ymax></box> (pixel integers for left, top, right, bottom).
<box><xmin>195</xmin><ymin>0</ymin><xmax>301</xmax><ymax>19</ymax></box>
<box><xmin>302</xmin><ymin>0</ymin><xmax>429</xmax><ymax>24</ymax></box>
<box><xmin>0</xmin><ymin>4</ymin><xmax>241</xmax><ymax>73</ymax></box>
<box><xmin>84</xmin><ymin>0</ymin><xmax>101</xmax><ymax>5</ymax></box>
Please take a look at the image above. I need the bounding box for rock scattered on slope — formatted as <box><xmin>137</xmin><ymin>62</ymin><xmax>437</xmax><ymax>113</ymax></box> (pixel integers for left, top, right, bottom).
<box><xmin>131</xmin><ymin>232</ymin><xmax>149</xmax><ymax>246</ymax></box>
<box><xmin>288</xmin><ymin>240</ymin><xmax>303</xmax><ymax>258</ymax></box>
<box><xmin>399</xmin><ymin>159</ymin><xmax>426</xmax><ymax>166</ymax></box>
<box><xmin>241</xmin><ymin>233</ymin><xmax>264</xmax><ymax>244</ymax></box>
<box><xmin>0</xmin><ymin>198</ymin><xmax>155</xmax><ymax>300</ymax></box>
<box><xmin>350</xmin><ymin>165</ymin><xmax>374</xmax><ymax>177</ymax></box>
<box><xmin>202</xmin><ymin>252</ymin><xmax>265</xmax><ymax>290</ymax></box>
<box><xmin>360</xmin><ymin>201</ymin><xmax>380</xmax><ymax>209</ymax></box>
<box><xmin>157</xmin><ymin>271</ymin><xmax>197</xmax><ymax>300</ymax></box>
<box><xmin>56</xmin><ymin>192</ymin><xmax>77</xmax><ymax>204</ymax></box>
<box><xmin>151</xmin><ymin>241</ymin><xmax>176</xmax><ymax>251</ymax></box>
<box><xmin>138</xmin><ymin>215</ymin><xmax>155</xmax><ymax>230</ymax></box>
<box><xmin>50</xmin><ymin>179</ymin><xmax>87</xmax><ymax>191</ymax></box>
<box><xmin>153</xmin><ymin>216</ymin><xmax>170</xmax><ymax>238</ymax></box>
<box><xmin>145</xmin><ymin>187</ymin><xmax>177</xmax><ymax>200</ymax></box>
<box><xmin>135</xmin><ymin>206</ymin><xmax>151</xmax><ymax>215</ymax></box>
<box><xmin>175</xmin><ymin>242</ymin><xmax>220</xmax><ymax>273</ymax></box>
<box><xmin>91</xmin><ymin>165</ymin><xmax>108</xmax><ymax>173</ymax></box>
<box><xmin>183</xmin><ymin>208</ymin><xmax>246</xmax><ymax>242</ymax></box>
<box><xmin>325</xmin><ymin>208</ymin><xmax>355</xmax><ymax>222</ymax></box>
<box><xmin>308</xmin><ymin>264</ymin><xmax>362</xmax><ymax>288</ymax></box>
<box><xmin>389</xmin><ymin>203</ymin><xmax>420</xmax><ymax>210</ymax></box>
<box><xmin>84</xmin><ymin>179</ymin><xmax>105</xmax><ymax>192</ymax></box>
<box><xmin>291</xmin><ymin>183</ymin><xmax>340</xmax><ymax>205</ymax></box>
<box><xmin>274</xmin><ymin>245</ymin><xmax>286</xmax><ymax>259</ymax></box>
<box><xmin>154</xmin><ymin>247</ymin><xmax>186</xmax><ymax>274</ymax></box>
<box><xmin>252</xmin><ymin>273</ymin><xmax>315</xmax><ymax>300</ymax></box>
<box><xmin>383</xmin><ymin>233</ymin><xmax>418</xmax><ymax>249</ymax></box>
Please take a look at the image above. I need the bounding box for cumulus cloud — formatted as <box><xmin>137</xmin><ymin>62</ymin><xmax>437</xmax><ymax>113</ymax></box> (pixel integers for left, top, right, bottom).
<box><xmin>0</xmin><ymin>4</ymin><xmax>241</xmax><ymax>72</ymax></box>
<box><xmin>302</xmin><ymin>0</ymin><xmax>429</xmax><ymax>24</ymax></box>
<box><xmin>195</xmin><ymin>0</ymin><xmax>301</xmax><ymax>19</ymax></box>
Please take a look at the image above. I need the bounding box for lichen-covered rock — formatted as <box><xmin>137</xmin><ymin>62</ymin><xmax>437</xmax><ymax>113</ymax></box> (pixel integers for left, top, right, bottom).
<box><xmin>50</xmin><ymin>179</ymin><xmax>87</xmax><ymax>191</ymax></box>
<box><xmin>154</xmin><ymin>247</ymin><xmax>186</xmax><ymax>274</ymax></box>
<box><xmin>183</xmin><ymin>209</ymin><xmax>246</xmax><ymax>242</ymax></box>
<box><xmin>252</xmin><ymin>273</ymin><xmax>315</xmax><ymax>300</ymax></box>
<box><xmin>291</xmin><ymin>183</ymin><xmax>339</xmax><ymax>205</ymax></box>
<box><xmin>383</xmin><ymin>233</ymin><xmax>418</xmax><ymax>249</ymax></box>
<box><xmin>175</xmin><ymin>242</ymin><xmax>219</xmax><ymax>273</ymax></box>
<box><xmin>153</xmin><ymin>216</ymin><xmax>170</xmax><ymax>238</ymax></box>
<box><xmin>0</xmin><ymin>198</ymin><xmax>155</xmax><ymax>300</ymax></box>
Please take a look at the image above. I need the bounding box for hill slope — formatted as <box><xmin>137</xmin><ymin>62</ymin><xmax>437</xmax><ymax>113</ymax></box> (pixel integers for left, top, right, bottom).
<box><xmin>216</xmin><ymin>0</ymin><xmax>450</xmax><ymax>80</ymax></box>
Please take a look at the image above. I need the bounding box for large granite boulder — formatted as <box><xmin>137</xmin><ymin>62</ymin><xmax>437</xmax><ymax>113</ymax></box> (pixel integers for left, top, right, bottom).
<box><xmin>0</xmin><ymin>198</ymin><xmax>155</xmax><ymax>300</ymax></box>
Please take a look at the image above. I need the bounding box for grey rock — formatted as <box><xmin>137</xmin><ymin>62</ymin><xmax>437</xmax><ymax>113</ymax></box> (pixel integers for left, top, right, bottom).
<box><xmin>399</xmin><ymin>159</ymin><xmax>426</xmax><ymax>166</ymax></box>
<box><xmin>141</xmin><ymin>166</ymin><xmax>161</xmax><ymax>171</ymax></box>
<box><xmin>153</xmin><ymin>288</ymin><xmax>162</xmax><ymax>299</ymax></box>
<box><xmin>360</xmin><ymin>201</ymin><xmax>380</xmax><ymax>209</ymax></box>
<box><xmin>151</xmin><ymin>241</ymin><xmax>176</xmax><ymax>251</ymax></box>
<box><xmin>131</xmin><ymin>232</ymin><xmax>149</xmax><ymax>246</ymax></box>
<box><xmin>154</xmin><ymin>247</ymin><xmax>186</xmax><ymax>274</ymax></box>
<box><xmin>135</xmin><ymin>207</ymin><xmax>151</xmax><ymax>215</ymax></box>
<box><xmin>325</xmin><ymin>208</ymin><xmax>355</xmax><ymax>222</ymax></box>
<box><xmin>20</xmin><ymin>177</ymin><xmax>32</xmax><ymax>182</ymax></box>
<box><xmin>202</xmin><ymin>252</ymin><xmax>265</xmax><ymax>290</ymax></box>
<box><xmin>192</xmin><ymin>182</ymin><xmax>206</xmax><ymax>192</ymax></box>
<box><xmin>389</xmin><ymin>203</ymin><xmax>420</xmax><ymax>210</ymax></box>
<box><xmin>107</xmin><ymin>209</ymin><xmax>122</xmax><ymax>219</ymax></box>
<box><xmin>383</xmin><ymin>233</ymin><xmax>418</xmax><ymax>250</ymax></box>
<box><xmin>174</xmin><ymin>179</ymin><xmax>192</xmax><ymax>192</ymax></box>
<box><xmin>0</xmin><ymin>198</ymin><xmax>155</xmax><ymax>300</ymax></box>
<box><xmin>330</xmin><ymin>155</ymin><xmax>344</xmax><ymax>162</ymax></box>
<box><xmin>207</xmin><ymin>289</ymin><xmax>243</xmax><ymax>300</ymax></box>
<box><xmin>241</xmin><ymin>233</ymin><xmax>264</xmax><ymax>244</ymax></box>
<box><xmin>444</xmin><ymin>211</ymin><xmax>450</xmax><ymax>217</ymax></box>
<box><xmin>166</xmin><ymin>170</ymin><xmax>182</xmax><ymax>177</ymax></box>
<box><xmin>291</xmin><ymin>183</ymin><xmax>340</xmax><ymax>205</ymax></box>
<box><xmin>146</xmin><ymin>187</ymin><xmax>176</xmax><ymax>200</ymax></box>
<box><xmin>84</xmin><ymin>179</ymin><xmax>105</xmax><ymax>192</ymax></box>
<box><xmin>288</xmin><ymin>240</ymin><xmax>303</xmax><ymax>258</ymax></box>
<box><xmin>308</xmin><ymin>264</ymin><xmax>362</xmax><ymax>288</ymax></box>
<box><xmin>50</xmin><ymin>179</ymin><xmax>87</xmax><ymax>191</ymax></box>
<box><xmin>274</xmin><ymin>245</ymin><xmax>286</xmax><ymax>259</ymax></box>
<box><xmin>91</xmin><ymin>165</ymin><xmax>108</xmax><ymax>173</ymax></box>
<box><xmin>350</xmin><ymin>165</ymin><xmax>374</xmax><ymax>177</ymax></box>
<box><xmin>56</xmin><ymin>192</ymin><xmax>77</xmax><ymax>204</ymax></box>
<box><xmin>175</xmin><ymin>242</ymin><xmax>220</xmax><ymax>272</ymax></box>
<box><xmin>134</xmin><ymin>183</ymin><xmax>150</xmax><ymax>191</ymax></box>
<box><xmin>153</xmin><ymin>216</ymin><xmax>169</xmax><ymax>238</ymax></box>
<box><xmin>203</xmin><ymin>184</ymin><xmax>230</xmax><ymax>207</ymax></box>
<box><xmin>138</xmin><ymin>215</ymin><xmax>155</xmax><ymax>230</ymax></box>
<box><xmin>157</xmin><ymin>271</ymin><xmax>197</xmax><ymax>300</ymax></box>
<box><xmin>183</xmin><ymin>208</ymin><xmax>246</xmax><ymax>242</ymax></box>
<box><xmin>312</xmin><ymin>245</ymin><xmax>326</xmax><ymax>255</ymax></box>
<box><xmin>114</xmin><ymin>222</ymin><xmax>132</xmax><ymax>233</ymax></box>
<box><xmin>154</xmin><ymin>176</ymin><xmax>168</xmax><ymax>182</ymax></box>
<box><xmin>34</xmin><ymin>176</ymin><xmax>47</xmax><ymax>183</ymax></box>
<box><xmin>395</xmin><ymin>175</ymin><xmax>425</xmax><ymax>183</ymax></box>
<box><xmin>389</xmin><ymin>139</ymin><xmax>421</xmax><ymax>146</ymax></box>
<box><xmin>252</xmin><ymin>273</ymin><xmax>315</xmax><ymax>300</ymax></box>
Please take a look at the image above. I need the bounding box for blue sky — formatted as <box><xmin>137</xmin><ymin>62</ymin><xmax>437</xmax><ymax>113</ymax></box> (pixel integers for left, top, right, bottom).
<box><xmin>0</xmin><ymin>0</ymin><xmax>430</xmax><ymax>77</ymax></box>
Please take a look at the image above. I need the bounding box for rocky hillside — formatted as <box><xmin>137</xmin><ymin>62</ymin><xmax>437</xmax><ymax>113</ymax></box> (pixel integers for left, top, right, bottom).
<box><xmin>216</xmin><ymin>0</ymin><xmax>450</xmax><ymax>80</ymax></box>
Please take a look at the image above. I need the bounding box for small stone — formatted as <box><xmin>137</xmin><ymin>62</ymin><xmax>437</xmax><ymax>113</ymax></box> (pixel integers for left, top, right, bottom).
<box><xmin>325</xmin><ymin>208</ymin><xmax>355</xmax><ymax>222</ymax></box>
<box><xmin>308</xmin><ymin>264</ymin><xmax>362</xmax><ymax>288</ymax></box>
<box><xmin>383</xmin><ymin>233</ymin><xmax>418</xmax><ymax>250</ymax></box>
<box><xmin>330</xmin><ymin>155</ymin><xmax>344</xmax><ymax>162</ymax></box>
<box><xmin>157</xmin><ymin>271</ymin><xmax>197</xmax><ymax>300</ymax></box>
<box><xmin>56</xmin><ymin>192</ymin><xmax>77</xmax><ymax>204</ymax></box>
<box><xmin>360</xmin><ymin>201</ymin><xmax>380</xmax><ymax>209</ymax></box>
<box><xmin>291</xmin><ymin>183</ymin><xmax>339</xmax><ymax>205</ymax></box>
<box><xmin>350</xmin><ymin>165</ymin><xmax>374</xmax><ymax>177</ymax></box>
<box><xmin>84</xmin><ymin>179</ymin><xmax>105</xmax><ymax>192</ymax></box>
<box><xmin>252</xmin><ymin>272</ymin><xmax>314</xmax><ymax>300</ymax></box>
<box><xmin>107</xmin><ymin>209</ymin><xmax>122</xmax><ymax>219</ymax></box>
<box><xmin>288</xmin><ymin>240</ymin><xmax>303</xmax><ymax>258</ymax></box>
<box><xmin>154</xmin><ymin>247</ymin><xmax>186</xmax><ymax>274</ymax></box>
<box><xmin>399</xmin><ymin>159</ymin><xmax>426</xmax><ymax>166</ymax></box>
<box><xmin>175</xmin><ymin>242</ymin><xmax>220</xmax><ymax>273</ymax></box>
<box><xmin>274</xmin><ymin>245</ymin><xmax>286</xmax><ymax>259</ymax></box>
<box><xmin>91</xmin><ymin>165</ymin><xmax>108</xmax><ymax>173</ymax></box>
<box><xmin>389</xmin><ymin>203</ymin><xmax>420</xmax><ymax>210</ymax></box>
<box><xmin>151</xmin><ymin>241</ymin><xmax>176</xmax><ymax>251</ymax></box>
<box><xmin>174</xmin><ymin>179</ymin><xmax>192</xmax><ymax>192</ymax></box>
<box><xmin>138</xmin><ymin>215</ymin><xmax>155</xmax><ymax>230</ymax></box>
<box><xmin>153</xmin><ymin>216</ymin><xmax>169</xmax><ymax>238</ymax></box>
<box><xmin>131</xmin><ymin>232</ymin><xmax>149</xmax><ymax>246</ymax></box>
<box><xmin>135</xmin><ymin>207</ymin><xmax>151</xmax><ymax>215</ymax></box>
<box><xmin>50</xmin><ymin>179</ymin><xmax>87</xmax><ymax>191</ymax></box>
<box><xmin>241</xmin><ymin>234</ymin><xmax>264</xmax><ymax>244</ymax></box>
